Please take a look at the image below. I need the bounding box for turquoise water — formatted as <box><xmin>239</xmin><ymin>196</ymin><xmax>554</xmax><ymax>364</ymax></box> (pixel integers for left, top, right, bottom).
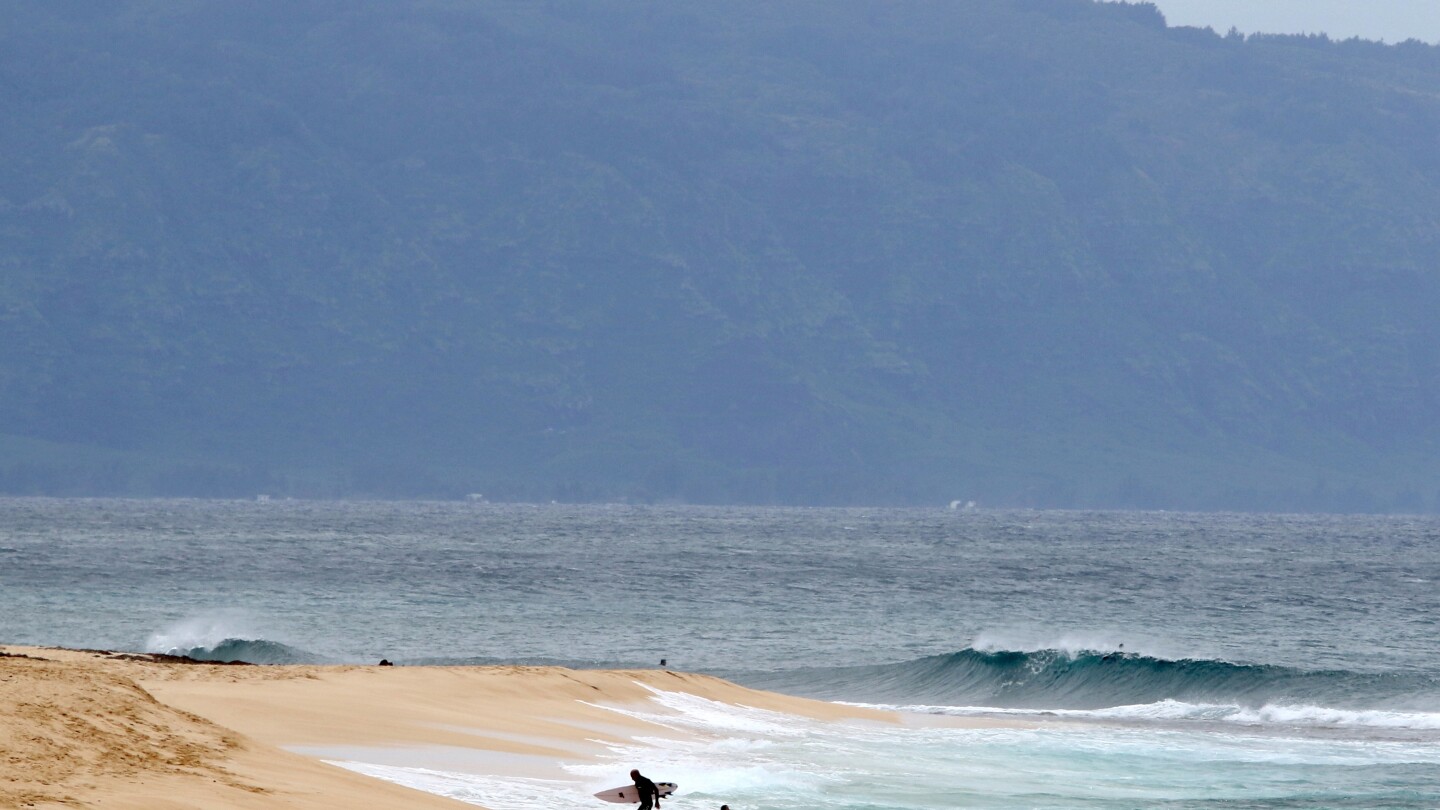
<box><xmin>3</xmin><ymin>499</ymin><xmax>1439</xmax><ymax>807</ymax></box>
<box><xmin>323</xmin><ymin>687</ymin><xmax>1440</xmax><ymax>808</ymax></box>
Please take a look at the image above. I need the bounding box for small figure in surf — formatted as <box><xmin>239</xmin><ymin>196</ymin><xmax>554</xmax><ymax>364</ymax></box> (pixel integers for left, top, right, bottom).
<box><xmin>630</xmin><ymin>769</ymin><xmax>661</xmax><ymax>809</ymax></box>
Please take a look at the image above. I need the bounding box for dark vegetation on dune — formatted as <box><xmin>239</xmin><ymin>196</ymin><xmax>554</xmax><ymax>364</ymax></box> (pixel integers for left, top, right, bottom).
<box><xmin>3</xmin><ymin>1</ymin><xmax>1440</xmax><ymax>510</ymax></box>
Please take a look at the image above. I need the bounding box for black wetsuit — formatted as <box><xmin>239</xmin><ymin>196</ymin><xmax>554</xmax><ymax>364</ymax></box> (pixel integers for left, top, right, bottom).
<box><xmin>633</xmin><ymin>774</ymin><xmax>660</xmax><ymax>810</ymax></box>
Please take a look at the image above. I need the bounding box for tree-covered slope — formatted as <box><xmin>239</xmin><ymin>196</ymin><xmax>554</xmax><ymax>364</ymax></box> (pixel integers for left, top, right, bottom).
<box><xmin>3</xmin><ymin>0</ymin><xmax>1439</xmax><ymax>509</ymax></box>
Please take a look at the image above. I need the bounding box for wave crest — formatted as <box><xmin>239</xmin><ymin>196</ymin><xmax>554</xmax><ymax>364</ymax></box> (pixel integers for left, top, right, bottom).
<box><xmin>749</xmin><ymin>648</ymin><xmax>1440</xmax><ymax>714</ymax></box>
<box><xmin>160</xmin><ymin>637</ymin><xmax>318</xmax><ymax>665</ymax></box>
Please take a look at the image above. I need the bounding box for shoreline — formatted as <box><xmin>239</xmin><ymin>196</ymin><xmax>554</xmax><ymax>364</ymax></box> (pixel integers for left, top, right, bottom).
<box><xmin>0</xmin><ymin>645</ymin><xmax>1016</xmax><ymax>808</ymax></box>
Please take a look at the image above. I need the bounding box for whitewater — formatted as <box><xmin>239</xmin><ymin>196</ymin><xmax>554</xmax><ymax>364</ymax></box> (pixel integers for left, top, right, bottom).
<box><xmin>3</xmin><ymin>499</ymin><xmax>1439</xmax><ymax>807</ymax></box>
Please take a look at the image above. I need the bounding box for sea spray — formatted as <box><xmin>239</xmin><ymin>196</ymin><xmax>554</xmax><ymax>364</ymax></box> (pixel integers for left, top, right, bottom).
<box><xmin>145</xmin><ymin>612</ymin><xmax>265</xmax><ymax>655</ymax></box>
<box><xmin>146</xmin><ymin>614</ymin><xmax>321</xmax><ymax>663</ymax></box>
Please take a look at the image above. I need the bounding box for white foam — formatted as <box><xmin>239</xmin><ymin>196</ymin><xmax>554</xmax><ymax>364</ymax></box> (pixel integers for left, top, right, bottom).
<box><xmin>584</xmin><ymin>683</ymin><xmax>813</xmax><ymax>737</ymax></box>
<box><xmin>568</xmin><ymin>684</ymin><xmax>893</xmax><ymax>802</ymax></box>
<box><xmin>327</xmin><ymin>762</ymin><xmax>575</xmax><ymax>809</ymax></box>
<box><xmin>323</xmin><ymin>685</ymin><xmax>1440</xmax><ymax>810</ymax></box>
<box><xmin>144</xmin><ymin>611</ymin><xmax>264</xmax><ymax>654</ymax></box>
<box><xmin>325</xmin><ymin>687</ymin><xmax>853</xmax><ymax>808</ymax></box>
<box><xmin>848</xmin><ymin>699</ymin><xmax>1440</xmax><ymax>731</ymax></box>
<box><xmin>1231</xmin><ymin>703</ymin><xmax>1440</xmax><ymax>730</ymax></box>
<box><xmin>968</xmin><ymin>629</ymin><xmax>1191</xmax><ymax>660</ymax></box>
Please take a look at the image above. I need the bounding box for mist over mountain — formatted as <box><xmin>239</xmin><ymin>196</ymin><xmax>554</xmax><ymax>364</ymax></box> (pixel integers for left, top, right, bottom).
<box><xmin>3</xmin><ymin>0</ymin><xmax>1439</xmax><ymax>510</ymax></box>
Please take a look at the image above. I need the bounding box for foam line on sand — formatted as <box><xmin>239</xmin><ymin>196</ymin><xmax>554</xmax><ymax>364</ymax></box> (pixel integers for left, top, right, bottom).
<box><xmin>3</xmin><ymin>646</ymin><xmax>993</xmax><ymax>808</ymax></box>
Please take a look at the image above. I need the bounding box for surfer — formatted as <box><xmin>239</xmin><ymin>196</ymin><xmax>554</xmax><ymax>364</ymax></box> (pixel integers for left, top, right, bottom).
<box><xmin>630</xmin><ymin>769</ymin><xmax>661</xmax><ymax>809</ymax></box>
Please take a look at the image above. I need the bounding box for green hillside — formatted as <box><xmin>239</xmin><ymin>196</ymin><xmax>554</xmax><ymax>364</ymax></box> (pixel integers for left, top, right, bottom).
<box><xmin>3</xmin><ymin>1</ymin><xmax>1440</xmax><ymax>510</ymax></box>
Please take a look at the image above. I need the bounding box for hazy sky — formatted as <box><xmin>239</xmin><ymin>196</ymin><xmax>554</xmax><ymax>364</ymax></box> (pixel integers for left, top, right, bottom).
<box><xmin>1150</xmin><ymin>0</ymin><xmax>1440</xmax><ymax>43</ymax></box>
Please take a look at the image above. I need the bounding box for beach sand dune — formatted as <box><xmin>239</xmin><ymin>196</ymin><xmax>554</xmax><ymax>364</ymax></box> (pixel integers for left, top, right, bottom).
<box><xmin>1</xmin><ymin>646</ymin><xmax>906</xmax><ymax>808</ymax></box>
<box><xmin>0</xmin><ymin>647</ymin><xmax>469</xmax><ymax>809</ymax></box>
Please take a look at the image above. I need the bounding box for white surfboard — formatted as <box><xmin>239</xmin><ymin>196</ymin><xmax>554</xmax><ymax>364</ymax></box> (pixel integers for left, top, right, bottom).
<box><xmin>593</xmin><ymin>781</ymin><xmax>678</xmax><ymax>803</ymax></box>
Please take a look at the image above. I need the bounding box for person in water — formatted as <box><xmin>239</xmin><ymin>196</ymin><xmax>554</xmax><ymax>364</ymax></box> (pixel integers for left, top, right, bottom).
<box><xmin>629</xmin><ymin>769</ymin><xmax>661</xmax><ymax>809</ymax></box>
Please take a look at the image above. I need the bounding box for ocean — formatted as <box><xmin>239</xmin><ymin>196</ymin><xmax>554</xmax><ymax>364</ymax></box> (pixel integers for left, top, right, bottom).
<box><xmin>3</xmin><ymin>498</ymin><xmax>1438</xmax><ymax>808</ymax></box>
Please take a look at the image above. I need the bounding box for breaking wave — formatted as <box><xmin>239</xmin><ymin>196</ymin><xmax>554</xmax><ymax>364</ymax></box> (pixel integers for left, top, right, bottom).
<box><xmin>747</xmin><ymin>648</ymin><xmax>1440</xmax><ymax>718</ymax></box>
<box><xmin>145</xmin><ymin>615</ymin><xmax>322</xmax><ymax>664</ymax></box>
<box><xmin>159</xmin><ymin>637</ymin><xmax>319</xmax><ymax>664</ymax></box>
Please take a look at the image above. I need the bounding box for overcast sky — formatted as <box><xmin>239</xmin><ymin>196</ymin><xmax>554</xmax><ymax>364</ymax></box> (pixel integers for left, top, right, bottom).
<box><xmin>1149</xmin><ymin>0</ymin><xmax>1440</xmax><ymax>43</ymax></box>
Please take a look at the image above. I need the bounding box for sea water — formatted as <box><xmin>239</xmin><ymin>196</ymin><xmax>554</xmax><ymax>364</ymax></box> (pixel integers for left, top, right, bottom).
<box><xmin>3</xmin><ymin>499</ymin><xmax>1438</xmax><ymax>808</ymax></box>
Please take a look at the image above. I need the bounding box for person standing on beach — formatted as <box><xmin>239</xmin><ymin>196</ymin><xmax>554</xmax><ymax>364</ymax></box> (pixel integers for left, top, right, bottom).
<box><xmin>629</xmin><ymin>769</ymin><xmax>661</xmax><ymax>809</ymax></box>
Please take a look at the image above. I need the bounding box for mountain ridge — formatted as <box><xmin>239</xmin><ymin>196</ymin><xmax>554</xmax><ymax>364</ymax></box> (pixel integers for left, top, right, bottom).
<box><xmin>3</xmin><ymin>0</ymin><xmax>1439</xmax><ymax>510</ymax></box>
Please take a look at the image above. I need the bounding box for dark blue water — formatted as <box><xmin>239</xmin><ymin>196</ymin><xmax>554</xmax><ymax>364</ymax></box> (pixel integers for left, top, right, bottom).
<box><xmin>4</xmin><ymin>500</ymin><xmax>1437</xmax><ymax>675</ymax></box>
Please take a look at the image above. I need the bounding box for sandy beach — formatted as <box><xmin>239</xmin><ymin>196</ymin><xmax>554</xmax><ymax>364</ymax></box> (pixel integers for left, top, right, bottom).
<box><xmin>1</xmin><ymin>645</ymin><xmax>978</xmax><ymax>809</ymax></box>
